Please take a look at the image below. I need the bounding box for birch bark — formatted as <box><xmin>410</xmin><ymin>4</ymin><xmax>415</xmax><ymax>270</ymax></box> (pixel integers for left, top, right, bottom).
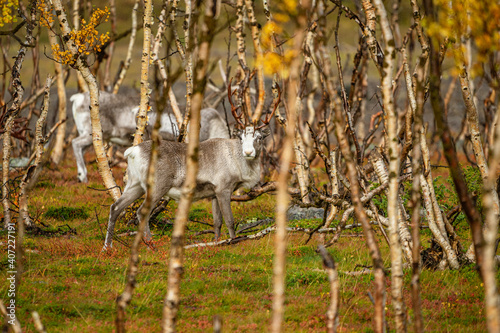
<box><xmin>48</xmin><ymin>23</ymin><xmax>67</xmax><ymax>165</ymax></box>
<box><xmin>372</xmin><ymin>0</ymin><xmax>406</xmax><ymax>329</ymax></box>
<box><xmin>52</xmin><ymin>0</ymin><xmax>121</xmax><ymax>200</ymax></box>
<box><xmin>115</xmin><ymin>78</ymin><xmax>162</xmax><ymax>333</ymax></box>
<box><xmin>271</xmin><ymin>2</ymin><xmax>309</xmax><ymax>331</ymax></box>
<box><xmin>404</xmin><ymin>5</ymin><xmax>428</xmax><ymax>325</ymax></box>
<box><xmin>132</xmin><ymin>0</ymin><xmax>153</xmax><ymax>146</ymax></box>
<box><xmin>112</xmin><ymin>0</ymin><xmax>139</xmax><ymax>94</ymax></box>
<box><xmin>18</xmin><ymin>76</ymin><xmax>52</xmax><ymax>228</ymax></box>
<box><xmin>177</xmin><ymin>0</ymin><xmax>194</xmax><ymax>142</ymax></box>
<box><xmin>453</xmin><ymin>38</ymin><xmax>500</xmax><ymax>333</ymax></box>
<box><xmin>318</xmin><ymin>245</ymin><xmax>339</xmax><ymax>333</ymax></box>
<box><xmin>2</xmin><ymin>15</ymin><xmax>33</xmax><ymax>227</ymax></box>
<box><xmin>162</xmin><ymin>1</ymin><xmax>217</xmax><ymax>331</ymax></box>
<box><xmin>331</xmin><ymin>89</ymin><xmax>386</xmax><ymax>333</ymax></box>
<box><xmin>370</xmin><ymin>151</ymin><xmax>413</xmax><ymax>263</ymax></box>
<box><xmin>245</xmin><ymin>0</ymin><xmax>265</xmax><ymax>122</ymax></box>
<box><xmin>72</xmin><ymin>0</ymin><xmax>88</xmax><ymax>93</ymax></box>
<box><xmin>150</xmin><ymin>0</ymin><xmax>183</xmax><ymax>125</ymax></box>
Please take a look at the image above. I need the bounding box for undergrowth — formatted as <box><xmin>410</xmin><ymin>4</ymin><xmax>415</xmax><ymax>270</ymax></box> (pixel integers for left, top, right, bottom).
<box><xmin>0</xmin><ymin>156</ymin><xmax>495</xmax><ymax>332</ymax></box>
<box><xmin>43</xmin><ymin>206</ymin><xmax>89</xmax><ymax>221</ymax></box>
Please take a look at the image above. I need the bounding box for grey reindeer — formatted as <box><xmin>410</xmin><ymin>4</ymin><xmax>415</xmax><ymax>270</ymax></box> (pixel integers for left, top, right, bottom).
<box><xmin>70</xmin><ymin>91</ymin><xmax>229</xmax><ymax>183</ymax></box>
<box><xmin>102</xmin><ymin>83</ymin><xmax>281</xmax><ymax>249</ymax></box>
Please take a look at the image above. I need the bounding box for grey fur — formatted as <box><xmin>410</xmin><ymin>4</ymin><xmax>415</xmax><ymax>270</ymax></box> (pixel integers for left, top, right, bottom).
<box><xmin>133</xmin><ymin>107</ymin><xmax>230</xmax><ymax>142</ymax></box>
<box><xmin>103</xmin><ymin>127</ymin><xmax>269</xmax><ymax>248</ymax></box>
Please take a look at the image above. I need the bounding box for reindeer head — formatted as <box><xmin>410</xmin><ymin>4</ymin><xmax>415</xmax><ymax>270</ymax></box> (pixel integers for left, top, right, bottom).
<box><xmin>232</xmin><ymin>126</ymin><xmax>270</xmax><ymax>159</ymax></box>
<box><xmin>228</xmin><ymin>77</ymin><xmax>280</xmax><ymax>160</ymax></box>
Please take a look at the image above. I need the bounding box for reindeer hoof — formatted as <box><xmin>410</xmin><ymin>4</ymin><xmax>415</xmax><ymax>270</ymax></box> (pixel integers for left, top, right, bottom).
<box><xmin>77</xmin><ymin>174</ymin><xmax>88</xmax><ymax>183</ymax></box>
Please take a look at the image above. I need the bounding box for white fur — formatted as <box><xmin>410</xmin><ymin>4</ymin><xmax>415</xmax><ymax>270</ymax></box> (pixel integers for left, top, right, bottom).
<box><xmin>124</xmin><ymin>145</ymin><xmax>147</xmax><ymax>190</ymax></box>
<box><xmin>70</xmin><ymin>93</ymin><xmax>90</xmax><ymax>136</ymax></box>
<box><xmin>241</xmin><ymin>127</ymin><xmax>257</xmax><ymax>158</ymax></box>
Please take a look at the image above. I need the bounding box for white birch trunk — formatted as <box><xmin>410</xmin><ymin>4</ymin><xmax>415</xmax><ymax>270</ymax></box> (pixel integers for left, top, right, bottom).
<box><xmin>372</xmin><ymin>0</ymin><xmax>406</xmax><ymax>329</ymax></box>
<box><xmin>162</xmin><ymin>2</ymin><xmax>218</xmax><ymax>331</ymax></box>
<box><xmin>371</xmin><ymin>152</ymin><xmax>413</xmax><ymax>263</ymax></box>
<box><xmin>133</xmin><ymin>0</ymin><xmax>153</xmax><ymax>146</ymax></box>
<box><xmin>72</xmin><ymin>0</ymin><xmax>88</xmax><ymax>93</ymax></box>
<box><xmin>271</xmin><ymin>3</ymin><xmax>309</xmax><ymax>330</ymax></box>
<box><xmin>112</xmin><ymin>0</ymin><xmax>139</xmax><ymax>94</ymax></box>
<box><xmin>48</xmin><ymin>24</ymin><xmax>67</xmax><ymax>165</ymax></box>
<box><xmin>420</xmin><ymin>175</ymin><xmax>460</xmax><ymax>269</ymax></box>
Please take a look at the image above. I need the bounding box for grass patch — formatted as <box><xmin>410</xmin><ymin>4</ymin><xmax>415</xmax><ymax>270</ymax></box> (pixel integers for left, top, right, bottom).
<box><xmin>286</xmin><ymin>270</ymin><xmax>327</xmax><ymax>287</ymax></box>
<box><xmin>0</xmin><ymin>153</ymin><xmax>496</xmax><ymax>332</ymax></box>
<box><xmin>35</xmin><ymin>180</ymin><xmax>56</xmax><ymax>189</ymax></box>
<box><xmin>44</xmin><ymin>206</ymin><xmax>89</xmax><ymax>221</ymax></box>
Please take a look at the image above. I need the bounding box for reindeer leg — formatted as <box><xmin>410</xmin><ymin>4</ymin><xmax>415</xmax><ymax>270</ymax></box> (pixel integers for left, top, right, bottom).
<box><xmin>212</xmin><ymin>197</ymin><xmax>223</xmax><ymax>240</ymax></box>
<box><xmin>216</xmin><ymin>190</ymin><xmax>236</xmax><ymax>239</ymax></box>
<box><xmin>136</xmin><ymin>192</ymin><xmax>164</xmax><ymax>243</ymax></box>
<box><xmin>104</xmin><ymin>184</ymin><xmax>144</xmax><ymax>249</ymax></box>
<box><xmin>71</xmin><ymin>133</ymin><xmax>93</xmax><ymax>183</ymax></box>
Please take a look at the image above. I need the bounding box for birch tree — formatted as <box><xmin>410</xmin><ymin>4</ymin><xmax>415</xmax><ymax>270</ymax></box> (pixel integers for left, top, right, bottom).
<box><xmin>132</xmin><ymin>0</ymin><xmax>153</xmax><ymax>146</ymax></box>
<box><xmin>48</xmin><ymin>20</ymin><xmax>67</xmax><ymax>165</ymax></box>
<box><xmin>1</xmin><ymin>0</ymin><xmax>35</xmax><ymax>228</ymax></box>
<box><xmin>370</xmin><ymin>1</ymin><xmax>406</xmax><ymax>328</ymax></box>
<box><xmin>112</xmin><ymin>0</ymin><xmax>139</xmax><ymax>94</ymax></box>
<box><xmin>162</xmin><ymin>1</ymin><xmax>218</xmax><ymax>331</ymax></box>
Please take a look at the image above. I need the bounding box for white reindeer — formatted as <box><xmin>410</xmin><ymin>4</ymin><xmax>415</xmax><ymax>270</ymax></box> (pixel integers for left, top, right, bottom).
<box><xmin>70</xmin><ymin>91</ymin><xmax>229</xmax><ymax>183</ymax></box>
<box><xmin>70</xmin><ymin>91</ymin><xmax>137</xmax><ymax>183</ymax></box>
<box><xmin>103</xmin><ymin>85</ymin><xmax>280</xmax><ymax>248</ymax></box>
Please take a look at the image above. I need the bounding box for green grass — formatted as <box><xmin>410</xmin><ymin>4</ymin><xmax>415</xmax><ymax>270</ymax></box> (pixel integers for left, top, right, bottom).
<box><xmin>43</xmin><ymin>207</ymin><xmax>89</xmax><ymax>221</ymax></box>
<box><xmin>0</xmin><ymin>152</ymin><xmax>498</xmax><ymax>332</ymax></box>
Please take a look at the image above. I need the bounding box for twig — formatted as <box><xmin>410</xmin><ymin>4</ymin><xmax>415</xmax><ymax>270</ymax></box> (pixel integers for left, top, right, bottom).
<box><xmin>317</xmin><ymin>245</ymin><xmax>339</xmax><ymax>333</ymax></box>
<box><xmin>31</xmin><ymin>311</ymin><xmax>47</xmax><ymax>333</ymax></box>
<box><xmin>237</xmin><ymin>218</ymin><xmax>274</xmax><ymax>234</ymax></box>
<box><xmin>95</xmin><ymin>208</ymin><xmax>105</xmax><ymax>241</ymax></box>
<box><xmin>0</xmin><ymin>299</ymin><xmax>22</xmax><ymax>332</ymax></box>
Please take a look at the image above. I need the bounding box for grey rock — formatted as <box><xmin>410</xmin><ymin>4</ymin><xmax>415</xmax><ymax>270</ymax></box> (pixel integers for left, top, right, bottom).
<box><xmin>287</xmin><ymin>205</ymin><xmax>325</xmax><ymax>221</ymax></box>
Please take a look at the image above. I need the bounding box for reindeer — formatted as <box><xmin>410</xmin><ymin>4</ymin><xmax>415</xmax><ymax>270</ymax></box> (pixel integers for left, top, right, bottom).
<box><xmin>70</xmin><ymin>91</ymin><xmax>137</xmax><ymax>183</ymax></box>
<box><xmin>102</xmin><ymin>82</ymin><xmax>281</xmax><ymax>248</ymax></box>
<box><xmin>131</xmin><ymin>106</ymin><xmax>229</xmax><ymax>142</ymax></box>
<box><xmin>70</xmin><ymin>91</ymin><xmax>229</xmax><ymax>183</ymax></box>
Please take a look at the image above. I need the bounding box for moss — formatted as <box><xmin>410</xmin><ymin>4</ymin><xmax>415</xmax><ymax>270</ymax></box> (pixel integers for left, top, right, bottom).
<box><xmin>43</xmin><ymin>206</ymin><xmax>89</xmax><ymax>220</ymax></box>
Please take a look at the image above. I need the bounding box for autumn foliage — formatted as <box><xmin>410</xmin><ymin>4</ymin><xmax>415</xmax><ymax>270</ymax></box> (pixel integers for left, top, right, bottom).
<box><xmin>38</xmin><ymin>0</ymin><xmax>110</xmax><ymax>66</ymax></box>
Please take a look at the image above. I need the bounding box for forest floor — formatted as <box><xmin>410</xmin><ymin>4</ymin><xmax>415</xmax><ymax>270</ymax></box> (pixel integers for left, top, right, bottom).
<box><xmin>0</xmin><ymin>151</ymin><xmax>497</xmax><ymax>332</ymax></box>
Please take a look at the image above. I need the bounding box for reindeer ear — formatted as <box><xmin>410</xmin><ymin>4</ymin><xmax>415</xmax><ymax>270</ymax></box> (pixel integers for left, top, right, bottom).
<box><xmin>232</xmin><ymin>128</ymin><xmax>243</xmax><ymax>139</ymax></box>
<box><xmin>260</xmin><ymin>127</ymin><xmax>271</xmax><ymax>139</ymax></box>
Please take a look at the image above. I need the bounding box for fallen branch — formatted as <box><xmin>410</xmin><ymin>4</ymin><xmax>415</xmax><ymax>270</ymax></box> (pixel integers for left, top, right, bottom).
<box><xmin>340</xmin><ymin>268</ymin><xmax>373</xmax><ymax>276</ymax></box>
<box><xmin>185</xmin><ymin>226</ymin><xmax>277</xmax><ymax>249</ymax></box>
<box><xmin>237</xmin><ymin>218</ymin><xmax>274</xmax><ymax>234</ymax></box>
<box><xmin>185</xmin><ymin>225</ymin><xmax>365</xmax><ymax>249</ymax></box>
